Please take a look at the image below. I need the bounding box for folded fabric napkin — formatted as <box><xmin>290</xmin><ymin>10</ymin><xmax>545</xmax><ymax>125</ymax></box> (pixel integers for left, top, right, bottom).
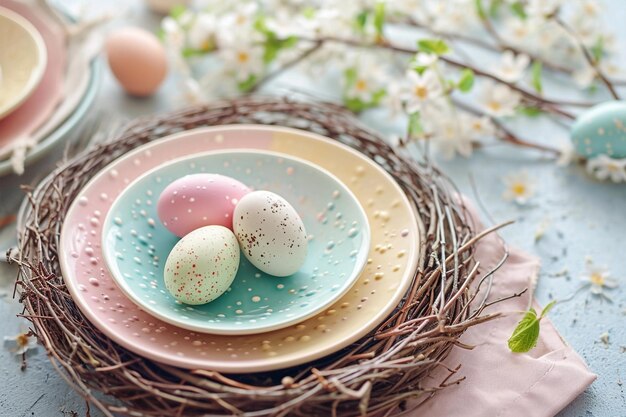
<box><xmin>410</xmin><ymin>201</ymin><xmax>595</xmax><ymax>417</ymax></box>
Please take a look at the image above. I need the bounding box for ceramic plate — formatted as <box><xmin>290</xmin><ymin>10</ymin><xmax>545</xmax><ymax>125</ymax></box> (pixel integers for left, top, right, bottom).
<box><xmin>0</xmin><ymin>6</ymin><xmax>47</xmax><ymax>118</ymax></box>
<box><xmin>0</xmin><ymin>0</ymin><xmax>100</xmax><ymax>176</ymax></box>
<box><xmin>60</xmin><ymin>125</ymin><xmax>419</xmax><ymax>372</ymax></box>
<box><xmin>0</xmin><ymin>0</ymin><xmax>66</xmax><ymax>154</ymax></box>
<box><xmin>102</xmin><ymin>150</ymin><xmax>370</xmax><ymax>335</ymax></box>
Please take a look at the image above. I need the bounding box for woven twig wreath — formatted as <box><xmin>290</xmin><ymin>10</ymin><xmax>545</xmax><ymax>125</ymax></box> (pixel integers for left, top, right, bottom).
<box><xmin>11</xmin><ymin>96</ymin><xmax>506</xmax><ymax>417</ymax></box>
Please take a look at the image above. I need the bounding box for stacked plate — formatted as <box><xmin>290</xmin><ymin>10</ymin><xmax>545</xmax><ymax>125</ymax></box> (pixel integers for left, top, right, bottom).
<box><xmin>60</xmin><ymin>125</ymin><xmax>420</xmax><ymax>372</ymax></box>
<box><xmin>0</xmin><ymin>0</ymin><xmax>101</xmax><ymax>176</ymax></box>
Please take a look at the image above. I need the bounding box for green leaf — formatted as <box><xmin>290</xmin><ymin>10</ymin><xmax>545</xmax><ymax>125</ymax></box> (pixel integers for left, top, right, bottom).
<box><xmin>263</xmin><ymin>35</ymin><xmax>299</xmax><ymax>64</ymax></box>
<box><xmin>156</xmin><ymin>27</ymin><xmax>165</xmax><ymax>41</ymax></box>
<box><xmin>458</xmin><ymin>68</ymin><xmax>475</xmax><ymax>92</ymax></box>
<box><xmin>508</xmin><ymin>308</ymin><xmax>540</xmax><ymax>353</ymax></box>
<box><xmin>181</xmin><ymin>47</ymin><xmax>211</xmax><ymax>58</ymax></box>
<box><xmin>508</xmin><ymin>301</ymin><xmax>557</xmax><ymax>353</ymax></box>
<box><xmin>237</xmin><ymin>74</ymin><xmax>258</xmax><ymax>92</ymax></box>
<box><xmin>417</xmin><ymin>39</ymin><xmax>450</xmax><ymax>56</ymax></box>
<box><xmin>344</xmin><ymin>67</ymin><xmax>358</xmax><ymax>87</ymax></box>
<box><xmin>302</xmin><ymin>6</ymin><xmax>316</xmax><ymax>19</ymax></box>
<box><xmin>591</xmin><ymin>37</ymin><xmax>604</xmax><ymax>63</ymax></box>
<box><xmin>408</xmin><ymin>112</ymin><xmax>424</xmax><ymax>137</ymax></box>
<box><xmin>355</xmin><ymin>11</ymin><xmax>369</xmax><ymax>31</ymax></box>
<box><xmin>518</xmin><ymin>106</ymin><xmax>543</xmax><ymax>117</ymax></box>
<box><xmin>510</xmin><ymin>1</ymin><xmax>527</xmax><ymax>19</ymax></box>
<box><xmin>489</xmin><ymin>0</ymin><xmax>504</xmax><ymax>17</ymax></box>
<box><xmin>170</xmin><ymin>4</ymin><xmax>187</xmax><ymax>20</ymax></box>
<box><xmin>343</xmin><ymin>97</ymin><xmax>368</xmax><ymax>112</ymax></box>
<box><xmin>374</xmin><ymin>2</ymin><xmax>386</xmax><ymax>37</ymax></box>
<box><xmin>474</xmin><ymin>0</ymin><xmax>487</xmax><ymax>19</ymax></box>
<box><xmin>540</xmin><ymin>300</ymin><xmax>557</xmax><ymax>318</ymax></box>
<box><xmin>531</xmin><ymin>61</ymin><xmax>542</xmax><ymax>93</ymax></box>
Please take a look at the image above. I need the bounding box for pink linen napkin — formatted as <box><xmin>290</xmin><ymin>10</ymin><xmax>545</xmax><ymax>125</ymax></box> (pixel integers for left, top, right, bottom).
<box><xmin>409</xmin><ymin>201</ymin><xmax>595</xmax><ymax>417</ymax></box>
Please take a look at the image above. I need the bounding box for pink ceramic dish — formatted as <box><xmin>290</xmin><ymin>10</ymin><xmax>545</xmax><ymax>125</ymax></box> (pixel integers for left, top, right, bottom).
<box><xmin>0</xmin><ymin>0</ymin><xmax>66</xmax><ymax>153</ymax></box>
<box><xmin>59</xmin><ymin>125</ymin><xmax>420</xmax><ymax>372</ymax></box>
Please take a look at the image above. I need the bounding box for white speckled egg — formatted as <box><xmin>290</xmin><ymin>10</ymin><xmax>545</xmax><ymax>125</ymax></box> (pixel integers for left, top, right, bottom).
<box><xmin>164</xmin><ymin>225</ymin><xmax>239</xmax><ymax>305</ymax></box>
<box><xmin>233</xmin><ymin>191</ymin><xmax>307</xmax><ymax>277</ymax></box>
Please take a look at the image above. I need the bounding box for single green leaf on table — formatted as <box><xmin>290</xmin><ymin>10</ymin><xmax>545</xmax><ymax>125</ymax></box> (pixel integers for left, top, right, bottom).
<box><xmin>531</xmin><ymin>61</ymin><xmax>543</xmax><ymax>93</ymax></box>
<box><xmin>458</xmin><ymin>69</ymin><xmax>475</xmax><ymax>92</ymax></box>
<box><xmin>417</xmin><ymin>39</ymin><xmax>450</xmax><ymax>56</ymax></box>
<box><xmin>508</xmin><ymin>300</ymin><xmax>557</xmax><ymax>353</ymax></box>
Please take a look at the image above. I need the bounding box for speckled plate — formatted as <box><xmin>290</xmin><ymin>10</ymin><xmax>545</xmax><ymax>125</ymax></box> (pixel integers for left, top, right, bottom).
<box><xmin>59</xmin><ymin>125</ymin><xmax>419</xmax><ymax>372</ymax></box>
<box><xmin>102</xmin><ymin>150</ymin><xmax>370</xmax><ymax>335</ymax></box>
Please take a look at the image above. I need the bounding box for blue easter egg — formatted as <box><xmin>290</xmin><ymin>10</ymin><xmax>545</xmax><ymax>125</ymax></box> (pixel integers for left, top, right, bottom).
<box><xmin>571</xmin><ymin>101</ymin><xmax>626</xmax><ymax>158</ymax></box>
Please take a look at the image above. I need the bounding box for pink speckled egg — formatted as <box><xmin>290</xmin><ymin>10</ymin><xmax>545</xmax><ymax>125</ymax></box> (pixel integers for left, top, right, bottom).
<box><xmin>157</xmin><ymin>174</ymin><xmax>251</xmax><ymax>237</ymax></box>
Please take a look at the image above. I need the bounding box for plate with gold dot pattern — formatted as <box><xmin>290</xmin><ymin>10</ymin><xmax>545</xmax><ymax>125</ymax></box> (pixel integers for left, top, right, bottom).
<box><xmin>59</xmin><ymin>125</ymin><xmax>419</xmax><ymax>372</ymax></box>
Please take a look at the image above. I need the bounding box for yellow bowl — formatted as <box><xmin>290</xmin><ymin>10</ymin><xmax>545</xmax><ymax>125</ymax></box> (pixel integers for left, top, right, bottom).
<box><xmin>0</xmin><ymin>6</ymin><xmax>47</xmax><ymax>119</ymax></box>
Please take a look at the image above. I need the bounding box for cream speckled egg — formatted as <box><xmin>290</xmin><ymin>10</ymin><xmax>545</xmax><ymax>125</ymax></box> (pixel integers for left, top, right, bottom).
<box><xmin>233</xmin><ymin>191</ymin><xmax>307</xmax><ymax>277</ymax></box>
<box><xmin>164</xmin><ymin>225</ymin><xmax>239</xmax><ymax>305</ymax></box>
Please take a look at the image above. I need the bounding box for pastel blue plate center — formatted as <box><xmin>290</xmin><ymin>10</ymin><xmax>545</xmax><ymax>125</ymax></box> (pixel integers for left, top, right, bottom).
<box><xmin>102</xmin><ymin>150</ymin><xmax>370</xmax><ymax>335</ymax></box>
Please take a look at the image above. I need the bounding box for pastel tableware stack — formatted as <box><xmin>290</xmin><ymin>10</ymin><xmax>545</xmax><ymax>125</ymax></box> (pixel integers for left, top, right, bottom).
<box><xmin>0</xmin><ymin>0</ymin><xmax>102</xmax><ymax>254</ymax></box>
<box><xmin>60</xmin><ymin>125</ymin><xmax>420</xmax><ymax>372</ymax></box>
<box><xmin>0</xmin><ymin>0</ymin><xmax>102</xmax><ymax>176</ymax></box>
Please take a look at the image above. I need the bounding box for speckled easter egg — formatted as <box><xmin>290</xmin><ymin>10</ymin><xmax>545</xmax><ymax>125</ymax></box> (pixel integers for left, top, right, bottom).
<box><xmin>571</xmin><ymin>101</ymin><xmax>626</xmax><ymax>158</ymax></box>
<box><xmin>157</xmin><ymin>173</ymin><xmax>251</xmax><ymax>237</ymax></box>
<box><xmin>233</xmin><ymin>191</ymin><xmax>307</xmax><ymax>277</ymax></box>
<box><xmin>164</xmin><ymin>225</ymin><xmax>239</xmax><ymax>305</ymax></box>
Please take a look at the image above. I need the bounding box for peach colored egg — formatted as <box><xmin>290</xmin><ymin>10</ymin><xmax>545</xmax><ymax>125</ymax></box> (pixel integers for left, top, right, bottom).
<box><xmin>105</xmin><ymin>27</ymin><xmax>167</xmax><ymax>97</ymax></box>
<box><xmin>157</xmin><ymin>173</ymin><xmax>251</xmax><ymax>237</ymax></box>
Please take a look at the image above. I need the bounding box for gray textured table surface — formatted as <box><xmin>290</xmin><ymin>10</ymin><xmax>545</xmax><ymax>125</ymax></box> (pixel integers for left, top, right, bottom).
<box><xmin>0</xmin><ymin>2</ymin><xmax>625</xmax><ymax>416</ymax></box>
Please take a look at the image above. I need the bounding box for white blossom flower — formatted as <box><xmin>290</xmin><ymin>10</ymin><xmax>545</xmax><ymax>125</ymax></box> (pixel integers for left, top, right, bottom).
<box><xmin>579</xmin><ymin>0</ymin><xmax>602</xmax><ymax>17</ymax></box>
<box><xmin>161</xmin><ymin>17</ymin><xmax>185</xmax><ymax>50</ymax></box>
<box><xmin>403</xmin><ymin>69</ymin><xmax>443</xmax><ymax>113</ymax></box>
<box><xmin>556</xmin><ymin>141</ymin><xmax>577</xmax><ymax>166</ymax></box>
<box><xmin>187</xmin><ymin>13</ymin><xmax>217</xmax><ymax>51</ymax></box>
<box><xmin>573</xmin><ymin>65</ymin><xmax>597</xmax><ymax>88</ymax></box>
<box><xmin>463</xmin><ymin>114</ymin><xmax>495</xmax><ymax>140</ymax></box>
<box><xmin>4</xmin><ymin>331</ymin><xmax>37</xmax><ymax>355</ymax></box>
<box><xmin>502</xmin><ymin>170</ymin><xmax>535</xmax><ymax>204</ymax></box>
<box><xmin>526</xmin><ymin>0</ymin><xmax>562</xmax><ymax>19</ymax></box>
<box><xmin>344</xmin><ymin>67</ymin><xmax>385</xmax><ymax>103</ymax></box>
<box><xmin>381</xmin><ymin>81</ymin><xmax>404</xmax><ymax>118</ymax></box>
<box><xmin>580</xmin><ymin>264</ymin><xmax>618</xmax><ymax>300</ymax></box>
<box><xmin>586</xmin><ymin>155</ymin><xmax>626</xmax><ymax>183</ymax></box>
<box><xmin>478</xmin><ymin>81</ymin><xmax>521</xmax><ymax>117</ymax></box>
<box><xmin>432</xmin><ymin>120</ymin><xmax>474</xmax><ymax>159</ymax></box>
<box><xmin>218</xmin><ymin>41</ymin><xmax>264</xmax><ymax>83</ymax></box>
<box><xmin>412</xmin><ymin>52</ymin><xmax>438</xmax><ymax>69</ymax></box>
<box><xmin>495</xmin><ymin>51</ymin><xmax>530</xmax><ymax>83</ymax></box>
<box><xmin>502</xmin><ymin>18</ymin><xmax>535</xmax><ymax>47</ymax></box>
<box><xmin>425</xmin><ymin>0</ymin><xmax>478</xmax><ymax>32</ymax></box>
